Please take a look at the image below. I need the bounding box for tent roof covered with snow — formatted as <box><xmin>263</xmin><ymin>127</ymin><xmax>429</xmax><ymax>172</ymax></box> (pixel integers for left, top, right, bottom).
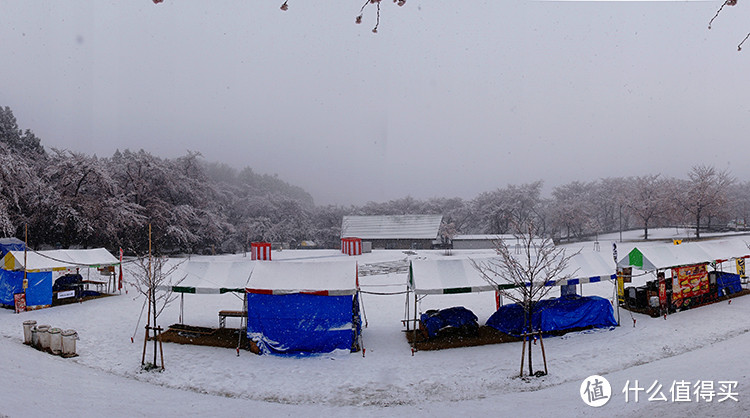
<box><xmin>159</xmin><ymin>259</ymin><xmax>256</xmax><ymax>294</ymax></box>
<box><xmin>417</xmin><ymin>250</ymin><xmax>616</xmax><ymax>293</ymax></box>
<box><xmin>246</xmin><ymin>261</ymin><xmax>358</xmax><ymax>295</ymax></box>
<box><xmin>551</xmin><ymin>249</ymin><xmax>617</xmax><ymax>286</ymax></box>
<box><xmin>3</xmin><ymin>248</ymin><xmax>119</xmax><ymax>272</ymax></box>
<box><xmin>617</xmin><ymin>239</ymin><xmax>750</xmax><ymax>271</ymax></box>
<box><xmin>340</xmin><ymin>214</ymin><xmax>443</xmax><ymax>240</ymax></box>
<box><xmin>408</xmin><ymin>258</ymin><xmax>510</xmax><ymax>295</ymax></box>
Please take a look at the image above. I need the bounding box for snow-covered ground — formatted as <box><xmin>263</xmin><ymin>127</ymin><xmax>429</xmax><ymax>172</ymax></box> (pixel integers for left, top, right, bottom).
<box><xmin>2</xmin><ymin>233</ymin><xmax>750</xmax><ymax>417</ymax></box>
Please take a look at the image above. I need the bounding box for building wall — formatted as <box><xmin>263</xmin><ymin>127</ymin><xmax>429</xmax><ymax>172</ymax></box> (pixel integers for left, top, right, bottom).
<box><xmin>452</xmin><ymin>239</ymin><xmax>496</xmax><ymax>250</ymax></box>
<box><xmin>367</xmin><ymin>239</ymin><xmax>435</xmax><ymax>250</ymax></box>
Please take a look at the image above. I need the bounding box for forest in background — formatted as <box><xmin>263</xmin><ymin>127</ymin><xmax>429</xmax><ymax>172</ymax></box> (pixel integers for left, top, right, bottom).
<box><xmin>1</xmin><ymin>106</ymin><xmax>748</xmax><ymax>255</ymax></box>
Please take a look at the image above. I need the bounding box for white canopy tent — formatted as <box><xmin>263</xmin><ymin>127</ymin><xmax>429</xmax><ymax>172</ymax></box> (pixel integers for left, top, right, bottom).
<box><xmin>3</xmin><ymin>248</ymin><xmax>119</xmax><ymax>272</ymax></box>
<box><xmin>158</xmin><ymin>259</ymin><xmax>257</xmax><ymax>294</ymax></box>
<box><xmin>617</xmin><ymin>239</ymin><xmax>750</xmax><ymax>272</ymax></box>
<box><xmin>246</xmin><ymin>261</ymin><xmax>358</xmax><ymax>296</ymax></box>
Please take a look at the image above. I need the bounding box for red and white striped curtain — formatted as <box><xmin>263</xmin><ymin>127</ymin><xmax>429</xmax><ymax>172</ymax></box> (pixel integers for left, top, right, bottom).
<box><xmin>251</xmin><ymin>242</ymin><xmax>272</xmax><ymax>260</ymax></box>
<box><xmin>341</xmin><ymin>238</ymin><xmax>362</xmax><ymax>256</ymax></box>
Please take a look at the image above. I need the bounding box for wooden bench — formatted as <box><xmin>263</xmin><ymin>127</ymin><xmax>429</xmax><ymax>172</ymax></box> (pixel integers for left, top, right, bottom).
<box><xmin>218</xmin><ymin>310</ymin><xmax>245</xmax><ymax>328</ymax></box>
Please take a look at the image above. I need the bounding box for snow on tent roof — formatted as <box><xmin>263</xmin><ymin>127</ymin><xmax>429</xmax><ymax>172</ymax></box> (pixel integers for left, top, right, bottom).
<box><xmin>409</xmin><ymin>259</ymin><xmax>507</xmax><ymax>295</ymax></box>
<box><xmin>552</xmin><ymin>249</ymin><xmax>617</xmax><ymax>286</ymax></box>
<box><xmin>246</xmin><ymin>261</ymin><xmax>357</xmax><ymax>296</ymax></box>
<box><xmin>699</xmin><ymin>239</ymin><xmax>750</xmax><ymax>261</ymax></box>
<box><xmin>161</xmin><ymin>259</ymin><xmax>256</xmax><ymax>294</ymax></box>
<box><xmin>3</xmin><ymin>248</ymin><xmax>119</xmax><ymax>272</ymax></box>
<box><xmin>340</xmin><ymin>215</ymin><xmax>443</xmax><ymax>240</ymax></box>
<box><xmin>411</xmin><ymin>250</ymin><xmax>616</xmax><ymax>293</ymax></box>
<box><xmin>617</xmin><ymin>239</ymin><xmax>750</xmax><ymax>271</ymax></box>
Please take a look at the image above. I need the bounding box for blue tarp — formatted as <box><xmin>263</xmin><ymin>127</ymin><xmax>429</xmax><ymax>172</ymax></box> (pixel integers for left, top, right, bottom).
<box><xmin>717</xmin><ymin>272</ymin><xmax>742</xmax><ymax>297</ymax></box>
<box><xmin>486</xmin><ymin>296</ymin><xmax>617</xmax><ymax>337</ymax></box>
<box><xmin>246</xmin><ymin>293</ymin><xmax>361</xmax><ymax>356</ymax></box>
<box><xmin>0</xmin><ymin>237</ymin><xmax>25</xmax><ymax>258</ymax></box>
<box><xmin>420</xmin><ymin>306</ymin><xmax>478</xmax><ymax>339</ymax></box>
<box><xmin>0</xmin><ymin>270</ymin><xmax>53</xmax><ymax>308</ymax></box>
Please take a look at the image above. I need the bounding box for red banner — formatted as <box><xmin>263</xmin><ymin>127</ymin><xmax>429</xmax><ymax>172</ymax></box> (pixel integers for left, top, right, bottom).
<box><xmin>658</xmin><ymin>274</ymin><xmax>667</xmax><ymax>310</ymax></box>
<box><xmin>14</xmin><ymin>293</ymin><xmax>26</xmax><ymax>313</ymax></box>
<box><xmin>118</xmin><ymin>248</ymin><xmax>123</xmax><ymax>291</ymax></box>
<box><xmin>671</xmin><ymin>264</ymin><xmax>709</xmax><ymax>308</ymax></box>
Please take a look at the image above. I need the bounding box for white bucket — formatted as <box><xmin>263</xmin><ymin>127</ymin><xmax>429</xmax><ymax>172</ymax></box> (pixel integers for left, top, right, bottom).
<box><xmin>49</xmin><ymin>328</ymin><xmax>62</xmax><ymax>354</ymax></box>
<box><xmin>61</xmin><ymin>329</ymin><xmax>78</xmax><ymax>357</ymax></box>
<box><xmin>23</xmin><ymin>320</ymin><xmax>37</xmax><ymax>344</ymax></box>
<box><xmin>36</xmin><ymin>325</ymin><xmax>51</xmax><ymax>350</ymax></box>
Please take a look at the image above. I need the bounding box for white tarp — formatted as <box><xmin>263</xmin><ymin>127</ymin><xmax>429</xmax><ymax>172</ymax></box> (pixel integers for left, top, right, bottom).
<box><xmin>409</xmin><ymin>258</ymin><xmax>500</xmax><ymax>295</ymax></box>
<box><xmin>411</xmin><ymin>250</ymin><xmax>616</xmax><ymax>294</ymax></box>
<box><xmin>3</xmin><ymin>248</ymin><xmax>119</xmax><ymax>272</ymax></box>
<box><xmin>161</xmin><ymin>259</ymin><xmax>257</xmax><ymax>294</ymax></box>
<box><xmin>617</xmin><ymin>239</ymin><xmax>750</xmax><ymax>271</ymax></box>
<box><xmin>554</xmin><ymin>249</ymin><xmax>617</xmax><ymax>286</ymax></box>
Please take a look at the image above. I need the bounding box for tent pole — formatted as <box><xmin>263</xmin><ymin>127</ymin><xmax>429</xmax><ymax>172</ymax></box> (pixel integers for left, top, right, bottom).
<box><xmin>359</xmin><ymin>290</ymin><xmax>368</xmax><ymax>328</ymax></box>
<box><xmin>404</xmin><ymin>288</ymin><xmax>410</xmax><ymax>331</ymax></box>
<box><xmin>23</xmin><ymin>224</ymin><xmax>28</xmax><ymax>306</ymax></box>
<box><xmin>520</xmin><ymin>336</ymin><xmax>526</xmax><ymax>378</ymax></box>
<box><xmin>539</xmin><ymin>332</ymin><xmax>548</xmax><ymax>375</ymax></box>
<box><xmin>412</xmin><ymin>292</ymin><xmax>418</xmax><ymax>351</ymax></box>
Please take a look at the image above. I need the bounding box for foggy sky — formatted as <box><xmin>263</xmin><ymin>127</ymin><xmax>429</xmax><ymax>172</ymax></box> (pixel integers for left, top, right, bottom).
<box><xmin>2</xmin><ymin>1</ymin><xmax>749</xmax><ymax>205</ymax></box>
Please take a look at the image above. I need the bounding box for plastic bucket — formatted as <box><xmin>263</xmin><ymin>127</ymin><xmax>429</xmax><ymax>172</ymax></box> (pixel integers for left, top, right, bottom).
<box><xmin>23</xmin><ymin>320</ymin><xmax>37</xmax><ymax>344</ymax></box>
<box><xmin>31</xmin><ymin>326</ymin><xmax>39</xmax><ymax>346</ymax></box>
<box><xmin>36</xmin><ymin>325</ymin><xmax>51</xmax><ymax>350</ymax></box>
<box><xmin>61</xmin><ymin>329</ymin><xmax>78</xmax><ymax>357</ymax></box>
<box><xmin>49</xmin><ymin>328</ymin><xmax>62</xmax><ymax>354</ymax></box>
<box><xmin>649</xmin><ymin>296</ymin><xmax>660</xmax><ymax>308</ymax></box>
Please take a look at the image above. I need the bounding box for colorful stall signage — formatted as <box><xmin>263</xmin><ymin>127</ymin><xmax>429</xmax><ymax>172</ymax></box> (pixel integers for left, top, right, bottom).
<box><xmin>14</xmin><ymin>293</ymin><xmax>26</xmax><ymax>313</ymax></box>
<box><xmin>737</xmin><ymin>258</ymin><xmax>746</xmax><ymax>278</ymax></box>
<box><xmin>671</xmin><ymin>264</ymin><xmax>709</xmax><ymax>308</ymax></box>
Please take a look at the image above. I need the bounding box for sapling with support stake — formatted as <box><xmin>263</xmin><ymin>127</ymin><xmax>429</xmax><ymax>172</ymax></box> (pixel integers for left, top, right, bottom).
<box><xmin>130</xmin><ymin>224</ymin><xmax>185</xmax><ymax>371</ymax></box>
<box><xmin>472</xmin><ymin>221</ymin><xmax>579</xmax><ymax>378</ymax></box>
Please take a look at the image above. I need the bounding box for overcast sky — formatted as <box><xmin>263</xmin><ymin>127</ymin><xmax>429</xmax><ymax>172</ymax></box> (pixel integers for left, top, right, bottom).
<box><xmin>2</xmin><ymin>1</ymin><xmax>749</xmax><ymax>205</ymax></box>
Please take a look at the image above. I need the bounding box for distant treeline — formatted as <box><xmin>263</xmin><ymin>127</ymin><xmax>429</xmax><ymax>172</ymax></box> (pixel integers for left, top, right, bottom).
<box><xmin>1</xmin><ymin>106</ymin><xmax>747</xmax><ymax>254</ymax></box>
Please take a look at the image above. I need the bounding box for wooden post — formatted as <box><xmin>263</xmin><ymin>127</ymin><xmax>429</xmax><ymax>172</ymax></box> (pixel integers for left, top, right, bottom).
<box><xmin>141</xmin><ymin>325</ymin><xmax>149</xmax><ymax>366</ymax></box>
<box><xmin>23</xmin><ymin>224</ymin><xmax>28</xmax><ymax>304</ymax></box>
<box><xmin>142</xmin><ymin>224</ymin><xmax>152</xmax><ymax>366</ymax></box>
<box><xmin>158</xmin><ymin>326</ymin><xmax>165</xmax><ymax>370</ymax></box>
<box><xmin>412</xmin><ymin>292</ymin><xmax>418</xmax><ymax>351</ymax></box>
<box><xmin>520</xmin><ymin>336</ymin><xmax>526</xmax><ymax>378</ymax></box>
<box><xmin>538</xmin><ymin>332</ymin><xmax>548</xmax><ymax>375</ymax></box>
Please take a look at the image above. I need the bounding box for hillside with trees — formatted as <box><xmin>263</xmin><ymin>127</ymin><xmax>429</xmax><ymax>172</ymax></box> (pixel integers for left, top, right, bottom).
<box><xmin>1</xmin><ymin>105</ymin><xmax>747</xmax><ymax>254</ymax></box>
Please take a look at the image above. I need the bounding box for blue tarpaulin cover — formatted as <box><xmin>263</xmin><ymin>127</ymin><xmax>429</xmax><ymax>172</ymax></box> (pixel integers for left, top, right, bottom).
<box><xmin>0</xmin><ymin>238</ymin><xmax>25</xmax><ymax>257</ymax></box>
<box><xmin>420</xmin><ymin>306</ymin><xmax>479</xmax><ymax>338</ymax></box>
<box><xmin>0</xmin><ymin>270</ymin><xmax>53</xmax><ymax>307</ymax></box>
<box><xmin>486</xmin><ymin>296</ymin><xmax>617</xmax><ymax>337</ymax></box>
<box><xmin>716</xmin><ymin>272</ymin><xmax>742</xmax><ymax>297</ymax></box>
<box><xmin>246</xmin><ymin>293</ymin><xmax>361</xmax><ymax>355</ymax></box>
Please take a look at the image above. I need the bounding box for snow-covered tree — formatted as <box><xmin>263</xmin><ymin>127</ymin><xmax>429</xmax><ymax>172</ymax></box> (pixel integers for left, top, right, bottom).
<box><xmin>0</xmin><ymin>106</ymin><xmax>45</xmax><ymax>156</ymax></box>
<box><xmin>676</xmin><ymin>165</ymin><xmax>734</xmax><ymax>238</ymax></box>
<box><xmin>129</xmin><ymin>253</ymin><xmax>185</xmax><ymax>370</ymax></box>
<box><xmin>548</xmin><ymin>181</ymin><xmax>593</xmax><ymax>241</ymax></box>
<box><xmin>470</xmin><ymin>182</ymin><xmax>544</xmax><ymax>235</ymax></box>
<box><xmin>472</xmin><ymin>221</ymin><xmax>579</xmax><ymax>377</ymax></box>
<box><xmin>624</xmin><ymin>174</ymin><xmax>671</xmax><ymax>240</ymax></box>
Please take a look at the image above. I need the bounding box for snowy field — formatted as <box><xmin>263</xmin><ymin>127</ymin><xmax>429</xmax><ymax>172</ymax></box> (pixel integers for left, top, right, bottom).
<box><xmin>2</xmin><ymin>231</ymin><xmax>750</xmax><ymax>417</ymax></box>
